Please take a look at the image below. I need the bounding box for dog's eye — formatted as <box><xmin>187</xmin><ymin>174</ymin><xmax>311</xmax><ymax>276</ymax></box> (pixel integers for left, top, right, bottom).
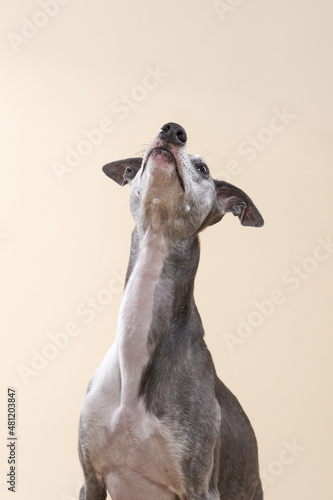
<box><xmin>197</xmin><ymin>163</ymin><xmax>209</xmax><ymax>176</ymax></box>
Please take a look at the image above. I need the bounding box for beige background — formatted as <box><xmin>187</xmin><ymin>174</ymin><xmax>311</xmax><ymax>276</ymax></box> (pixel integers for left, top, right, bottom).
<box><xmin>1</xmin><ymin>0</ymin><xmax>333</xmax><ymax>499</ymax></box>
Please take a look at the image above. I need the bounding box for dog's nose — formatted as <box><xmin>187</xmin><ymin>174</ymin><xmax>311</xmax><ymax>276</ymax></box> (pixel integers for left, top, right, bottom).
<box><xmin>160</xmin><ymin>122</ymin><xmax>187</xmax><ymax>145</ymax></box>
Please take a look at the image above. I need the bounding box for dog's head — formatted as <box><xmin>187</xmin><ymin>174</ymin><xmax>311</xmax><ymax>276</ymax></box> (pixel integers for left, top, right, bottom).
<box><xmin>103</xmin><ymin>122</ymin><xmax>264</xmax><ymax>239</ymax></box>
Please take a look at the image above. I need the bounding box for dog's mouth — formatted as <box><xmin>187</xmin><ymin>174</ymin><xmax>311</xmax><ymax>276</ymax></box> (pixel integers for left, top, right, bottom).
<box><xmin>143</xmin><ymin>148</ymin><xmax>185</xmax><ymax>192</ymax></box>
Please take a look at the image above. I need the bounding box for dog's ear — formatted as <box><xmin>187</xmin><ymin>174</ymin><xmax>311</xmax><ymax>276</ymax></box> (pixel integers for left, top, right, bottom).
<box><xmin>102</xmin><ymin>158</ymin><xmax>142</xmax><ymax>186</ymax></box>
<box><xmin>213</xmin><ymin>180</ymin><xmax>264</xmax><ymax>227</ymax></box>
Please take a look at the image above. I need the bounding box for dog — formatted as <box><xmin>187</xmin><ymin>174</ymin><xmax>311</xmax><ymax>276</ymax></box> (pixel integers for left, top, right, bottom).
<box><xmin>79</xmin><ymin>122</ymin><xmax>264</xmax><ymax>500</ymax></box>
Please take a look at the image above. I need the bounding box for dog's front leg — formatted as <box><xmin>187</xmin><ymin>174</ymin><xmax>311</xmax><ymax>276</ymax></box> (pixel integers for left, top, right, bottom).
<box><xmin>79</xmin><ymin>419</ymin><xmax>107</xmax><ymax>500</ymax></box>
<box><xmin>79</xmin><ymin>480</ymin><xmax>106</xmax><ymax>500</ymax></box>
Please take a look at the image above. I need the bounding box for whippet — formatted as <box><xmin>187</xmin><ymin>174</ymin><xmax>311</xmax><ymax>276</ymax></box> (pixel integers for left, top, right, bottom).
<box><xmin>79</xmin><ymin>122</ymin><xmax>264</xmax><ymax>500</ymax></box>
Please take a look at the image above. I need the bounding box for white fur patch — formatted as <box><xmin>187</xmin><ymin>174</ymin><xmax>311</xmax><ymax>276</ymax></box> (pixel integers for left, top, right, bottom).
<box><xmin>117</xmin><ymin>230</ymin><xmax>168</xmax><ymax>403</ymax></box>
<box><xmin>80</xmin><ymin>230</ymin><xmax>186</xmax><ymax>498</ymax></box>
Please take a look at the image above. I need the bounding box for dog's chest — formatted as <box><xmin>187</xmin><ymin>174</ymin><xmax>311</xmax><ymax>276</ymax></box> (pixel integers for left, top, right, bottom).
<box><xmin>83</xmin><ymin>390</ymin><xmax>185</xmax><ymax>498</ymax></box>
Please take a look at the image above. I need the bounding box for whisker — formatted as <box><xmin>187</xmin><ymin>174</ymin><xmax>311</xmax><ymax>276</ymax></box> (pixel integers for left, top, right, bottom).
<box><xmin>131</xmin><ymin>143</ymin><xmax>149</xmax><ymax>157</ymax></box>
<box><xmin>118</xmin><ymin>198</ymin><xmax>131</xmax><ymax>214</ymax></box>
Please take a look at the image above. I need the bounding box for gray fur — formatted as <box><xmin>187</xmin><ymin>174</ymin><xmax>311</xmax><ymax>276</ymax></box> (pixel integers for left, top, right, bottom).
<box><xmin>79</xmin><ymin>122</ymin><xmax>264</xmax><ymax>499</ymax></box>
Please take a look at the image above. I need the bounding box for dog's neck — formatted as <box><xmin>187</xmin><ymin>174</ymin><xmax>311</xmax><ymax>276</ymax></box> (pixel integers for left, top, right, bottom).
<box><xmin>116</xmin><ymin>227</ymin><xmax>203</xmax><ymax>405</ymax></box>
<box><xmin>124</xmin><ymin>227</ymin><xmax>201</xmax><ymax>329</ymax></box>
